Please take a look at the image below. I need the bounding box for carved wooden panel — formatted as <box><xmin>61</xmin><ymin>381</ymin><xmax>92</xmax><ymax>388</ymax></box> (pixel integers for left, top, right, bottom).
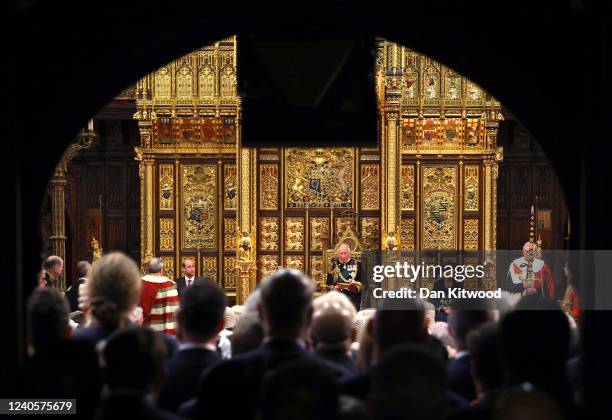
<box><xmin>464</xmin><ymin>165</ymin><xmax>479</xmax><ymax>211</ymax></box>
<box><xmin>160</xmin><ymin>256</ymin><xmax>175</xmax><ymax>278</ymax></box>
<box><xmin>511</xmin><ymin>166</ymin><xmax>530</xmax><ymax>210</ymax></box>
<box><xmin>106</xmin><ymin>218</ymin><xmax>126</xmax><ymax>252</ymax></box>
<box><xmin>422</xmin><ymin>166</ymin><xmax>457</xmax><ymax>249</ymax></box>
<box><xmin>284</xmin><ymin>256</ymin><xmax>304</xmax><ymax>271</ymax></box>
<box><xmin>284</xmin><ymin>217</ymin><xmax>304</xmax><ymax>251</ymax></box>
<box><xmin>260</xmin><ymin>255</ymin><xmax>280</xmax><ymax>279</ymax></box>
<box><xmin>360</xmin><ymin>217</ymin><xmax>380</xmax><ymax>250</ymax></box>
<box><xmin>260</xmin><ymin>164</ymin><xmax>279</xmax><ymax>210</ymax></box>
<box><xmin>106</xmin><ymin>164</ymin><xmax>125</xmax><ymax>210</ymax></box>
<box><xmin>223</xmin><ymin>217</ymin><xmax>237</xmax><ymax>251</ymax></box>
<box><xmin>159</xmin><ymin>164</ymin><xmax>174</xmax><ymax>211</ymax></box>
<box><xmin>224</xmin><ymin>164</ymin><xmax>237</xmax><ymax>210</ymax></box>
<box><xmin>463</xmin><ymin>219</ymin><xmax>479</xmax><ymax>251</ymax></box>
<box><xmin>310</xmin><ymin>256</ymin><xmax>325</xmax><ymax>287</ymax></box>
<box><xmin>400</xmin><ymin>218</ymin><xmax>415</xmax><ymax>250</ymax></box>
<box><xmin>223</xmin><ymin>256</ymin><xmax>237</xmax><ymax>288</ymax></box>
<box><xmin>534</xmin><ymin>165</ymin><xmax>553</xmax><ymax>208</ymax></box>
<box><xmin>201</xmin><ymin>256</ymin><xmax>218</xmax><ymax>284</ymax></box>
<box><xmin>182</xmin><ymin>165</ymin><xmax>216</xmax><ymax>249</ymax></box>
<box><xmin>260</xmin><ymin>217</ymin><xmax>280</xmax><ymax>251</ymax></box>
<box><xmin>310</xmin><ymin>217</ymin><xmax>330</xmax><ymax>251</ymax></box>
<box><xmin>401</xmin><ymin>165</ymin><xmax>415</xmax><ymax>211</ymax></box>
<box><xmin>128</xmin><ymin>163</ymin><xmax>140</xmax><ymax>210</ymax></box>
<box><xmin>159</xmin><ymin>218</ymin><xmax>174</xmax><ymax>251</ymax></box>
<box><xmin>360</xmin><ymin>165</ymin><xmax>379</xmax><ymax>210</ymax></box>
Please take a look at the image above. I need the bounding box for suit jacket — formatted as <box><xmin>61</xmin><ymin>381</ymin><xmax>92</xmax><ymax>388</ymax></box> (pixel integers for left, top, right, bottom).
<box><xmin>157</xmin><ymin>347</ymin><xmax>221</xmax><ymax>413</ymax></box>
<box><xmin>100</xmin><ymin>392</ymin><xmax>181</xmax><ymax>420</ymax></box>
<box><xmin>314</xmin><ymin>348</ymin><xmax>357</xmax><ymax>375</ymax></box>
<box><xmin>194</xmin><ymin>338</ymin><xmax>346</xmax><ymax>420</ymax></box>
<box><xmin>448</xmin><ymin>352</ymin><xmax>476</xmax><ymax>402</ymax></box>
<box><xmin>174</xmin><ymin>276</ymin><xmax>208</xmax><ymax>299</ymax></box>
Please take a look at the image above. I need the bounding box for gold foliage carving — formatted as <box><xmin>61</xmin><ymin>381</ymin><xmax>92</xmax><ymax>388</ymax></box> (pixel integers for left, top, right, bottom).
<box><xmin>464</xmin><ymin>219</ymin><xmax>479</xmax><ymax>251</ymax></box>
<box><xmin>260</xmin><ymin>217</ymin><xmax>279</xmax><ymax>251</ymax></box>
<box><xmin>284</xmin><ymin>256</ymin><xmax>304</xmax><ymax>271</ymax></box>
<box><xmin>335</xmin><ymin>218</ymin><xmax>354</xmax><ymax>243</ymax></box>
<box><xmin>360</xmin><ymin>165</ymin><xmax>379</xmax><ymax>210</ymax></box>
<box><xmin>285</xmin><ymin>148</ymin><xmax>353</xmax><ymax>208</ymax></box>
<box><xmin>154</xmin><ymin>67</ymin><xmax>171</xmax><ymax>103</ymax></box>
<box><xmin>224</xmin><ymin>165</ymin><xmax>237</xmax><ymax>210</ymax></box>
<box><xmin>260</xmin><ymin>255</ymin><xmax>279</xmax><ymax>279</ymax></box>
<box><xmin>285</xmin><ymin>217</ymin><xmax>304</xmax><ymax>251</ymax></box>
<box><xmin>401</xmin><ymin>165</ymin><xmax>415</xmax><ymax>211</ymax></box>
<box><xmin>464</xmin><ymin>166</ymin><xmax>479</xmax><ymax>211</ymax></box>
<box><xmin>201</xmin><ymin>256</ymin><xmax>218</xmax><ymax>284</ymax></box>
<box><xmin>260</xmin><ymin>164</ymin><xmax>279</xmax><ymax>210</ymax></box>
<box><xmin>176</xmin><ymin>64</ymin><xmax>193</xmax><ymax>104</ymax></box>
<box><xmin>310</xmin><ymin>217</ymin><xmax>330</xmax><ymax>251</ymax></box>
<box><xmin>422</xmin><ymin>167</ymin><xmax>457</xmax><ymax>250</ymax></box>
<box><xmin>400</xmin><ymin>219</ymin><xmax>415</xmax><ymax>250</ymax></box>
<box><xmin>223</xmin><ymin>256</ymin><xmax>237</xmax><ymax>288</ymax></box>
<box><xmin>310</xmin><ymin>256</ymin><xmax>325</xmax><ymax>287</ymax></box>
<box><xmin>159</xmin><ymin>164</ymin><xmax>174</xmax><ymax>210</ymax></box>
<box><xmin>159</xmin><ymin>218</ymin><xmax>174</xmax><ymax>251</ymax></box>
<box><xmin>224</xmin><ymin>218</ymin><xmax>237</xmax><ymax>251</ymax></box>
<box><xmin>182</xmin><ymin>165</ymin><xmax>216</xmax><ymax>249</ymax></box>
<box><xmin>360</xmin><ymin>218</ymin><xmax>380</xmax><ymax>250</ymax></box>
<box><xmin>160</xmin><ymin>256</ymin><xmax>174</xmax><ymax>278</ymax></box>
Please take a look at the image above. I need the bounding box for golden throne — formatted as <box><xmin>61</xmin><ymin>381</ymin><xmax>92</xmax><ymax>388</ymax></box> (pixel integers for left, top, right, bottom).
<box><xmin>322</xmin><ymin>224</ymin><xmax>364</xmax><ymax>292</ymax></box>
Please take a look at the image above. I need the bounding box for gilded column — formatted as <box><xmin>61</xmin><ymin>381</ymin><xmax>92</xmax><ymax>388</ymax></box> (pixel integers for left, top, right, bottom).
<box><xmin>140</xmin><ymin>158</ymin><xmax>155</xmax><ymax>264</ymax></box>
<box><xmin>385</xmin><ymin>109</ymin><xmax>400</xmax><ymax>239</ymax></box>
<box><xmin>49</xmin><ymin>174</ymin><xmax>67</xmax><ymax>290</ymax></box>
<box><xmin>483</xmin><ymin>159</ymin><xmax>493</xmax><ymax>251</ymax></box>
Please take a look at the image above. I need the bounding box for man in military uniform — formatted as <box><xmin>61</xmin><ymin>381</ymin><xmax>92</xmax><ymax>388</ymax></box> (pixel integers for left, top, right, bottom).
<box><xmin>326</xmin><ymin>243</ymin><xmax>363</xmax><ymax>310</ymax></box>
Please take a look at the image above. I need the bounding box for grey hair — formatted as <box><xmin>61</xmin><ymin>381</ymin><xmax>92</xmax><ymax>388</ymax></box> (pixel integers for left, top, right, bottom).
<box><xmin>147</xmin><ymin>258</ymin><xmax>164</xmax><ymax>274</ymax></box>
<box><xmin>43</xmin><ymin>255</ymin><xmax>63</xmax><ymax>270</ymax></box>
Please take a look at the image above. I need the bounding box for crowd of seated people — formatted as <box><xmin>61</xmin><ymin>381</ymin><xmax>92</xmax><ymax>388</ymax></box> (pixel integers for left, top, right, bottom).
<box><xmin>14</xmin><ymin>251</ymin><xmax>584</xmax><ymax>419</ymax></box>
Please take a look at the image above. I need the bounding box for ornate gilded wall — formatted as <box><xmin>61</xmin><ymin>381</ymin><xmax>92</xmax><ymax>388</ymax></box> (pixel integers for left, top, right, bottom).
<box><xmin>135</xmin><ymin>37</ymin><xmax>502</xmax><ymax>297</ymax></box>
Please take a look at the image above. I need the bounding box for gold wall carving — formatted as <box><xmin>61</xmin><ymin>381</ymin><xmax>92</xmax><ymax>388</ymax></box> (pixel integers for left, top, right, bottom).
<box><xmin>260</xmin><ymin>164</ymin><xmax>279</xmax><ymax>210</ymax></box>
<box><xmin>284</xmin><ymin>256</ymin><xmax>304</xmax><ymax>271</ymax></box>
<box><xmin>310</xmin><ymin>217</ymin><xmax>330</xmax><ymax>251</ymax></box>
<box><xmin>401</xmin><ymin>165</ymin><xmax>415</xmax><ymax>211</ymax></box>
<box><xmin>285</xmin><ymin>217</ymin><xmax>304</xmax><ymax>251</ymax></box>
<box><xmin>159</xmin><ymin>218</ymin><xmax>174</xmax><ymax>251</ymax></box>
<box><xmin>223</xmin><ymin>256</ymin><xmax>237</xmax><ymax>288</ymax></box>
<box><xmin>223</xmin><ymin>218</ymin><xmax>237</xmax><ymax>251</ymax></box>
<box><xmin>464</xmin><ymin>219</ymin><xmax>479</xmax><ymax>250</ymax></box>
<box><xmin>260</xmin><ymin>255</ymin><xmax>280</xmax><ymax>279</ymax></box>
<box><xmin>361</xmin><ymin>217</ymin><xmax>380</xmax><ymax>250</ymax></box>
<box><xmin>182</xmin><ymin>165</ymin><xmax>217</xmax><ymax>249</ymax></box>
<box><xmin>224</xmin><ymin>165</ymin><xmax>237</xmax><ymax>210</ymax></box>
<box><xmin>201</xmin><ymin>256</ymin><xmax>218</xmax><ymax>283</ymax></box>
<box><xmin>160</xmin><ymin>256</ymin><xmax>174</xmax><ymax>278</ymax></box>
<box><xmin>464</xmin><ymin>165</ymin><xmax>479</xmax><ymax>211</ymax></box>
<box><xmin>422</xmin><ymin>166</ymin><xmax>457</xmax><ymax>249</ymax></box>
<box><xmin>400</xmin><ymin>218</ymin><xmax>415</xmax><ymax>250</ymax></box>
<box><xmin>260</xmin><ymin>217</ymin><xmax>280</xmax><ymax>251</ymax></box>
<box><xmin>310</xmin><ymin>256</ymin><xmax>325</xmax><ymax>287</ymax></box>
<box><xmin>159</xmin><ymin>164</ymin><xmax>174</xmax><ymax>210</ymax></box>
<box><xmin>285</xmin><ymin>148</ymin><xmax>354</xmax><ymax>208</ymax></box>
<box><xmin>360</xmin><ymin>165</ymin><xmax>380</xmax><ymax>210</ymax></box>
<box><xmin>335</xmin><ymin>218</ymin><xmax>354</xmax><ymax>243</ymax></box>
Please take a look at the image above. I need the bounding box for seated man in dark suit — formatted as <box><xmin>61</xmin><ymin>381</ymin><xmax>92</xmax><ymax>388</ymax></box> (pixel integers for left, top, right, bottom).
<box><xmin>157</xmin><ymin>280</ymin><xmax>226</xmax><ymax>413</ymax></box>
<box><xmin>100</xmin><ymin>326</ymin><xmax>180</xmax><ymax>420</ymax></box>
<box><xmin>174</xmin><ymin>257</ymin><xmax>209</xmax><ymax>300</ymax></box>
<box><xmin>192</xmin><ymin>268</ymin><xmax>337</xmax><ymax>420</ymax></box>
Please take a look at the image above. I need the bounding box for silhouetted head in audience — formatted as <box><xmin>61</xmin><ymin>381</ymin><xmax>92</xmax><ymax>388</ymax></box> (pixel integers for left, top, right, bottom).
<box><xmin>467</xmin><ymin>321</ymin><xmax>503</xmax><ymax>395</ymax></box>
<box><xmin>311</xmin><ymin>292</ymin><xmax>356</xmax><ymax>352</ymax></box>
<box><xmin>368</xmin><ymin>343</ymin><xmax>449</xmax><ymax>420</ymax></box>
<box><xmin>88</xmin><ymin>252</ymin><xmax>141</xmax><ymax>331</ymax></box>
<box><xmin>72</xmin><ymin>260</ymin><xmax>91</xmax><ymax>290</ymax></box>
<box><xmin>447</xmin><ymin>300</ymin><xmax>493</xmax><ymax>352</ymax></box>
<box><xmin>175</xmin><ymin>280</ymin><xmax>227</xmax><ymax>344</ymax></box>
<box><xmin>26</xmin><ymin>287</ymin><xmax>71</xmax><ymax>355</ymax></box>
<box><xmin>373</xmin><ymin>299</ymin><xmax>428</xmax><ymax>360</ymax></box>
<box><xmin>258</xmin><ymin>268</ymin><xmax>315</xmax><ymax>340</ymax></box>
<box><xmin>231</xmin><ymin>289</ymin><xmax>264</xmax><ymax>355</ymax></box>
<box><xmin>102</xmin><ymin>326</ymin><xmax>168</xmax><ymax>396</ymax></box>
<box><xmin>491</xmin><ymin>384</ymin><xmax>565</xmax><ymax>420</ymax></box>
<box><xmin>260</xmin><ymin>359</ymin><xmax>339</xmax><ymax>420</ymax></box>
<box><xmin>500</xmin><ymin>294</ymin><xmax>571</xmax><ymax>403</ymax></box>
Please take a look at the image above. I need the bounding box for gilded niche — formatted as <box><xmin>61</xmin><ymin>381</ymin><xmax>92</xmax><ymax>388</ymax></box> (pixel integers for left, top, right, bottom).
<box><xmin>401</xmin><ymin>165</ymin><xmax>415</xmax><ymax>211</ymax></box>
<box><xmin>422</xmin><ymin>167</ymin><xmax>457</xmax><ymax>249</ymax></box>
<box><xmin>400</xmin><ymin>218</ymin><xmax>415</xmax><ymax>250</ymax></box>
<box><xmin>260</xmin><ymin>164</ymin><xmax>279</xmax><ymax>210</ymax></box>
<box><xmin>224</xmin><ymin>165</ymin><xmax>237</xmax><ymax>210</ymax></box>
<box><xmin>464</xmin><ymin>166</ymin><xmax>479</xmax><ymax>211</ymax></box>
<box><xmin>310</xmin><ymin>217</ymin><xmax>330</xmax><ymax>251</ymax></box>
<box><xmin>285</xmin><ymin>217</ymin><xmax>304</xmax><ymax>251</ymax></box>
<box><xmin>285</xmin><ymin>148</ymin><xmax>353</xmax><ymax>208</ymax></box>
<box><xmin>223</xmin><ymin>218</ymin><xmax>237</xmax><ymax>251</ymax></box>
<box><xmin>159</xmin><ymin>218</ymin><xmax>174</xmax><ymax>251</ymax></box>
<box><xmin>182</xmin><ymin>165</ymin><xmax>217</xmax><ymax>249</ymax></box>
<box><xmin>159</xmin><ymin>164</ymin><xmax>174</xmax><ymax>210</ymax></box>
<box><xmin>260</xmin><ymin>217</ymin><xmax>280</xmax><ymax>251</ymax></box>
<box><xmin>223</xmin><ymin>256</ymin><xmax>237</xmax><ymax>288</ymax></box>
<box><xmin>360</xmin><ymin>165</ymin><xmax>380</xmax><ymax>210</ymax></box>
